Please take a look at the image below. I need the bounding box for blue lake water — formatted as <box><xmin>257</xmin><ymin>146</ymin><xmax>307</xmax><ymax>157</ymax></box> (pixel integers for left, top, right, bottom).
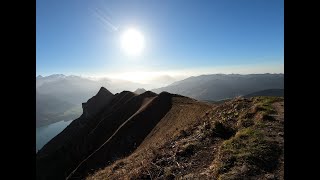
<box><xmin>36</xmin><ymin>120</ymin><xmax>73</xmax><ymax>152</ymax></box>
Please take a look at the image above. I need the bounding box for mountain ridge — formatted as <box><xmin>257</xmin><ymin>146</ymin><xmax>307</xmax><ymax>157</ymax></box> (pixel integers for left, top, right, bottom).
<box><xmin>152</xmin><ymin>74</ymin><xmax>284</xmax><ymax>101</ymax></box>
<box><xmin>36</xmin><ymin>88</ymin><xmax>209</xmax><ymax>180</ymax></box>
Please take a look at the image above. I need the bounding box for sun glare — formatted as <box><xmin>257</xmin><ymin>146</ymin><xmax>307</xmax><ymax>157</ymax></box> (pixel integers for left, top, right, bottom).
<box><xmin>121</xmin><ymin>28</ymin><xmax>144</xmax><ymax>56</ymax></box>
<box><xmin>121</xmin><ymin>28</ymin><xmax>145</xmax><ymax>56</ymax></box>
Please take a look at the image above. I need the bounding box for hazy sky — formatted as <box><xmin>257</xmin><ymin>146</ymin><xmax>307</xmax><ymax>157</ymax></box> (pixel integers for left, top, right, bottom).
<box><xmin>36</xmin><ymin>0</ymin><xmax>284</xmax><ymax>81</ymax></box>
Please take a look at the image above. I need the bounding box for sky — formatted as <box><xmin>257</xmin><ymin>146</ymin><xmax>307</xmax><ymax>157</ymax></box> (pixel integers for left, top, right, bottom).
<box><xmin>36</xmin><ymin>0</ymin><xmax>284</xmax><ymax>83</ymax></box>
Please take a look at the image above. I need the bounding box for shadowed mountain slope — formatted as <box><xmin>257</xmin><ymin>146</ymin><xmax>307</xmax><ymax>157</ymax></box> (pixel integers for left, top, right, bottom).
<box><xmin>37</xmin><ymin>89</ymin><xmax>201</xmax><ymax>180</ymax></box>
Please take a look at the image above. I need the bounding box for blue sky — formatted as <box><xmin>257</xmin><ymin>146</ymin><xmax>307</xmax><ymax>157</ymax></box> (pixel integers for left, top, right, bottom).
<box><xmin>36</xmin><ymin>0</ymin><xmax>284</xmax><ymax>80</ymax></box>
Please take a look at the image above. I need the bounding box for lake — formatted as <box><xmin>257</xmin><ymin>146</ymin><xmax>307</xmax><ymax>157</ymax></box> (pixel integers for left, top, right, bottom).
<box><xmin>36</xmin><ymin>120</ymin><xmax>73</xmax><ymax>152</ymax></box>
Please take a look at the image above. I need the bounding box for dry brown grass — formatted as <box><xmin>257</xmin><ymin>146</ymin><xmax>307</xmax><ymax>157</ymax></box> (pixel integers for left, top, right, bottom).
<box><xmin>87</xmin><ymin>96</ymin><xmax>213</xmax><ymax>179</ymax></box>
<box><xmin>87</xmin><ymin>96</ymin><xmax>284</xmax><ymax>180</ymax></box>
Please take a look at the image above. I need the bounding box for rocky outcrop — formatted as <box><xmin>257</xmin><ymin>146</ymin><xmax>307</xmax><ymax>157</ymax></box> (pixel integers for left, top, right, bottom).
<box><xmin>82</xmin><ymin>87</ymin><xmax>114</xmax><ymax>118</ymax></box>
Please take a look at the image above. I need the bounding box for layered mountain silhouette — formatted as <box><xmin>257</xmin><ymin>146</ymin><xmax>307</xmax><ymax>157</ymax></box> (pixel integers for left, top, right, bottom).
<box><xmin>37</xmin><ymin>74</ymin><xmax>155</xmax><ymax>101</ymax></box>
<box><xmin>37</xmin><ymin>75</ymin><xmax>110</xmax><ymax>105</ymax></box>
<box><xmin>152</xmin><ymin>74</ymin><xmax>284</xmax><ymax>101</ymax></box>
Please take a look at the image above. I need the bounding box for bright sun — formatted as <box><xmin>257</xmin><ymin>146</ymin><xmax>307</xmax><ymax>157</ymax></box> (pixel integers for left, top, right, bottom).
<box><xmin>121</xmin><ymin>28</ymin><xmax>145</xmax><ymax>56</ymax></box>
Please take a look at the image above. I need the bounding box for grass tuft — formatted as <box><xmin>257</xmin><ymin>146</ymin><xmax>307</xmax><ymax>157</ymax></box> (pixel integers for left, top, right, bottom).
<box><xmin>216</xmin><ymin>127</ymin><xmax>281</xmax><ymax>179</ymax></box>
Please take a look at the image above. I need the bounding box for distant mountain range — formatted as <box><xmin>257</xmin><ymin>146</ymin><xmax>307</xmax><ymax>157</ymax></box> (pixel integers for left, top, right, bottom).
<box><xmin>37</xmin><ymin>74</ymin><xmax>105</xmax><ymax>105</ymax></box>
<box><xmin>36</xmin><ymin>73</ymin><xmax>283</xmax><ymax>127</ymax></box>
<box><xmin>152</xmin><ymin>74</ymin><xmax>284</xmax><ymax>101</ymax></box>
<box><xmin>134</xmin><ymin>88</ymin><xmax>147</xmax><ymax>94</ymax></box>
<box><xmin>36</xmin><ymin>87</ymin><xmax>284</xmax><ymax>180</ymax></box>
<box><xmin>243</xmin><ymin>89</ymin><xmax>284</xmax><ymax>98</ymax></box>
<box><xmin>37</xmin><ymin>74</ymin><xmax>155</xmax><ymax>96</ymax></box>
<box><xmin>36</xmin><ymin>75</ymin><xmax>155</xmax><ymax>127</ymax></box>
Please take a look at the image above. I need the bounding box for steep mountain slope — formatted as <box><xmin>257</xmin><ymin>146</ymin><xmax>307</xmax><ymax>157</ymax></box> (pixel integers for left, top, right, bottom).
<box><xmin>243</xmin><ymin>89</ymin><xmax>284</xmax><ymax>98</ymax></box>
<box><xmin>152</xmin><ymin>74</ymin><xmax>284</xmax><ymax>101</ymax></box>
<box><xmin>87</xmin><ymin>96</ymin><xmax>284</xmax><ymax>180</ymax></box>
<box><xmin>36</xmin><ymin>89</ymin><xmax>212</xmax><ymax>180</ymax></box>
<box><xmin>37</xmin><ymin>89</ymin><xmax>133</xmax><ymax>179</ymax></box>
